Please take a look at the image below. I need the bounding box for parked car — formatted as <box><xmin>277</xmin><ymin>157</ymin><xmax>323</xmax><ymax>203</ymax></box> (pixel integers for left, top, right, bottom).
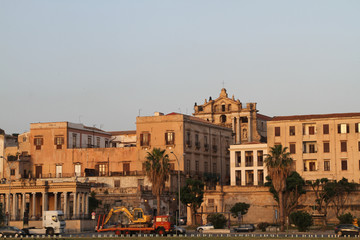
<box><xmin>196</xmin><ymin>223</ymin><xmax>214</xmax><ymax>233</ymax></box>
<box><xmin>172</xmin><ymin>225</ymin><xmax>186</xmax><ymax>235</ymax></box>
<box><xmin>179</xmin><ymin>217</ymin><xmax>187</xmax><ymax>225</ymax></box>
<box><xmin>335</xmin><ymin>224</ymin><xmax>360</xmax><ymax>236</ymax></box>
<box><xmin>0</xmin><ymin>226</ymin><xmax>26</xmax><ymax>237</ymax></box>
<box><xmin>234</xmin><ymin>224</ymin><xmax>255</xmax><ymax>232</ymax></box>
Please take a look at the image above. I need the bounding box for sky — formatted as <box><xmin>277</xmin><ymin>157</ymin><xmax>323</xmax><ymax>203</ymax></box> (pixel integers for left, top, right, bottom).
<box><xmin>1</xmin><ymin>0</ymin><xmax>359</xmax><ymax>134</ymax></box>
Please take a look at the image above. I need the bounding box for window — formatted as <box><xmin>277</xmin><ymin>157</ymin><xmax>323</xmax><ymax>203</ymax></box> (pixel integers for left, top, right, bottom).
<box><xmin>258</xmin><ymin>170</ymin><xmax>264</xmax><ymax>185</ymax></box>
<box><xmin>140</xmin><ymin>133</ymin><xmax>150</xmax><ymax>146</ymax></box>
<box><xmin>341</xmin><ymin>160</ymin><xmax>347</xmax><ymax>171</ymax></box>
<box><xmin>275</xmin><ymin>127</ymin><xmax>280</xmax><ymax>136</ymax></box>
<box><xmin>34</xmin><ymin>137</ymin><xmax>43</xmax><ymax>150</ymax></box>
<box><xmin>309</xmin><ymin>162</ymin><xmax>316</xmax><ymax>171</ymax></box>
<box><xmin>245</xmin><ymin>151</ymin><xmax>253</xmax><ymax>167</ymax></box>
<box><xmin>105</xmin><ymin>139</ymin><xmax>109</xmax><ymax>148</ymax></box>
<box><xmin>289</xmin><ymin>126</ymin><xmax>295</xmax><ymax>136</ymax></box>
<box><xmin>324</xmin><ymin>161</ymin><xmax>330</xmax><ymax>171</ymax></box>
<box><xmin>114</xmin><ymin>180</ymin><xmax>120</xmax><ymax>187</ymax></box>
<box><xmin>72</xmin><ymin>134</ymin><xmax>77</xmax><ymax>148</ymax></box>
<box><xmin>204</xmin><ymin>136</ymin><xmax>208</xmax><ymax>150</ymax></box>
<box><xmin>356</xmin><ymin>123</ymin><xmax>360</xmax><ymax>133</ymax></box>
<box><xmin>165</xmin><ymin>132</ymin><xmax>175</xmax><ymax>145</ymax></box>
<box><xmin>87</xmin><ymin>136</ymin><xmax>92</xmax><ymax>148</ymax></box>
<box><xmin>359</xmin><ymin>141</ymin><xmax>360</xmax><ymax>151</ymax></box>
<box><xmin>236</xmin><ymin>152</ymin><xmax>241</xmax><ymax>167</ymax></box>
<box><xmin>186</xmin><ymin>132</ymin><xmax>191</xmax><ymax>146</ymax></box>
<box><xmin>222</xmin><ymin>104</ymin><xmax>226</xmax><ymax>112</ymax></box>
<box><xmin>186</xmin><ymin>160</ymin><xmax>190</xmax><ymax>174</ymax></box>
<box><xmin>341</xmin><ymin>141</ymin><xmax>347</xmax><ymax>152</ymax></box>
<box><xmin>204</xmin><ymin>162</ymin><xmax>208</xmax><ymax>173</ymax></box>
<box><xmin>75</xmin><ymin>164</ymin><xmax>81</xmax><ymax>177</ymax></box>
<box><xmin>212</xmin><ymin>162</ymin><xmax>217</xmax><ymax>174</ymax></box>
<box><xmin>309</xmin><ymin>126</ymin><xmax>315</xmax><ymax>135</ymax></box>
<box><xmin>257</xmin><ymin>151</ymin><xmax>263</xmax><ymax>166</ymax></box>
<box><xmin>338</xmin><ymin>124</ymin><xmax>349</xmax><ymax>134</ymax></box>
<box><xmin>323</xmin><ymin>124</ymin><xmax>329</xmax><ymax>134</ymax></box>
<box><xmin>123</xmin><ymin>163</ymin><xmax>130</xmax><ymax>175</ymax></box>
<box><xmin>96</xmin><ymin>137</ymin><xmax>100</xmax><ymax>147</ymax></box>
<box><xmin>303</xmin><ymin>141</ymin><xmax>317</xmax><ymax>153</ymax></box>
<box><xmin>96</xmin><ymin>164</ymin><xmax>106</xmax><ymax>176</ymax></box>
<box><xmin>56</xmin><ymin>165</ymin><xmax>62</xmax><ymax>178</ymax></box>
<box><xmin>54</xmin><ymin>136</ymin><xmax>64</xmax><ymax>149</ymax></box>
<box><xmin>290</xmin><ymin>143</ymin><xmax>296</xmax><ymax>154</ymax></box>
<box><xmin>323</xmin><ymin>142</ymin><xmax>330</xmax><ymax>153</ymax></box>
<box><xmin>195</xmin><ymin>134</ymin><xmax>200</xmax><ymax>149</ymax></box>
<box><xmin>10</xmin><ymin>169</ymin><xmax>15</xmax><ymax>176</ymax></box>
<box><xmin>220</xmin><ymin>115</ymin><xmax>226</xmax><ymax>123</ymax></box>
<box><xmin>195</xmin><ymin>161</ymin><xmax>199</xmax><ymax>174</ymax></box>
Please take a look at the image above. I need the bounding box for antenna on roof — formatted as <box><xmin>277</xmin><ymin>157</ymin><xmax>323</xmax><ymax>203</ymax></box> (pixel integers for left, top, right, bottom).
<box><xmin>100</xmin><ymin>124</ymin><xmax>104</xmax><ymax>129</ymax></box>
<box><xmin>178</xmin><ymin>108</ymin><xmax>181</xmax><ymax>113</ymax></box>
<box><xmin>138</xmin><ymin>109</ymin><xmax>142</xmax><ymax>116</ymax></box>
<box><xmin>78</xmin><ymin>115</ymin><xmax>83</xmax><ymax>123</ymax></box>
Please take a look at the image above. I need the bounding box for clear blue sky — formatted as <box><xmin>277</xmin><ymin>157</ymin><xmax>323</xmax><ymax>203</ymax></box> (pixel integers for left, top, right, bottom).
<box><xmin>1</xmin><ymin>0</ymin><xmax>359</xmax><ymax>134</ymax></box>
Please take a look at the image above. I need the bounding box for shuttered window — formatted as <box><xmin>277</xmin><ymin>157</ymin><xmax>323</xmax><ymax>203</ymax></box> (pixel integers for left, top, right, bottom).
<box><xmin>275</xmin><ymin>127</ymin><xmax>280</xmax><ymax>136</ymax></box>
<box><xmin>341</xmin><ymin>141</ymin><xmax>347</xmax><ymax>152</ymax></box>
<box><xmin>323</xmin><ymin>124</ymin><xmax>329</xmax><ymax>134</ymax></box>
<box><xmin>323</xmin><ymin>142</ymin><xmax>330</xmax><ymax>153</ymax></box>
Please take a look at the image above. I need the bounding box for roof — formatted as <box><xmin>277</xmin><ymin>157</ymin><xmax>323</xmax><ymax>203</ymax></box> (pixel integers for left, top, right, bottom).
<box><xmin>109</xmin><ymin>130</ymin><xmax>136</xmax><ymax>135</ymax></box>
<box><xmin>272</xmin><ymin>112</ymin><xmax>360</xmax><ymax>121</ymax></box>
<box><xmin>257</xmin><ymin>113</ymin><xmax>272</xmax><ymax>121</ymax></box>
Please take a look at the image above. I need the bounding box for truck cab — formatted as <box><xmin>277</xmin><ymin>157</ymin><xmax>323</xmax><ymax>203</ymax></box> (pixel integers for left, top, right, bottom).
<box><xmin>43</xmin><ymin>211</ymin><xmax>66</xmax><ymax>235</ymax></box>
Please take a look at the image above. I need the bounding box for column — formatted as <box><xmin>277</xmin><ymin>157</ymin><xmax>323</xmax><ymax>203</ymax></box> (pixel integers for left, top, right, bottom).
<box><xmin>76</xmin><ymin>192</ymin><xmax>81</xmax><ymax>217</ymax></box>
<box><xmin>6</xmin><ymin>193</ymin><xmax>10</xmax><ymax>220</ymax></box>
<box><xmin>237</xmin><ymin>117</ymin><xmax>241</xmax><ymax>144</ymax></box>
<box><xmin>42</xmin><ymin>192</ymin><xmax>48</xmax><ymax>214</ymax></box>
<box><xmin>81</xmin><ymin>193</ymin><xmax>86</xmax><ymax>218</ymax></box>
<box><xmin>63</xmin><ymin>192</ymin><xmax>68</xmax><ymax>219</ymax></box>
<box><xmin>232</xmin><ymin>117</ymin><xmax>236</xmax><ymax>143</ymax></box>
<box><xmin>32</xmin><ymin>192</ymin><xmax>36</xmax><ymax>219</ymax></box>
<box><xmin>54</xmin><ymin>192</ymin><xmax>58</xmax><ymax>210</ymax></box>
<box><xmin>248</xmin><ymin>115</ymin><xmax>252</xmax><ymax>142</ymax></box>
<box><xmin>72</xmin><ymin>192</ymin><xmax>77</xmax><ymax>219</ymax></box>
<box><xmin>12</xmin><ymin>193</ymin><xmax>17</xmax><ymax>220</ymax></box>
<box><xmin>22</xmin><ymin>193</ymin><xmax>26</xmax><ymax>219</ymax></box>
<box><xmin>85</xmin><ymin>192</ymin><xmax>89</xmax><ymax>216</ymax></box>
<box><xmin>230</xmin><ymin>149</ymin><xmax>236</xmax><ymax>186</ymax></box>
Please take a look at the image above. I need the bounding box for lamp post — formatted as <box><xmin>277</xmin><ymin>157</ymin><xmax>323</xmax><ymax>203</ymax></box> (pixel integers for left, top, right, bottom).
<box><xmin>170</xmin><ymin>152</ymin><xmax>185</xmax><ymax>233</ymax></box>
<box><xmin>0</xmin><ymin>156</ymin><xmax>20</xmax><ymax>225</ymax></box>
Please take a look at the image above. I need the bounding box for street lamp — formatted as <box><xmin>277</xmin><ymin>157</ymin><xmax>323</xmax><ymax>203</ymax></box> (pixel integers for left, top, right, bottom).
<box><xmin>170</xmin><ymin>152</ymin><xmax>185</xmax><ymax>233</ymax></box>
<box><xmin>0</xmin><ymin>156</ymin><xmax>20</xmax><ymax>225</ymax></box>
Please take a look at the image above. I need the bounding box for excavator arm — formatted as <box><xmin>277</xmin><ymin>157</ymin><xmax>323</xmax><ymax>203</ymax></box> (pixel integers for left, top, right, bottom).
<box><xmin>103</xmin><ymin>207</ymin><xmax>135</xmax><ymax>226</ymax></box>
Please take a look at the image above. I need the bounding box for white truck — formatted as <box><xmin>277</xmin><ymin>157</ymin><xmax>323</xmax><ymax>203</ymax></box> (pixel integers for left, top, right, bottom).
<box><xmin>24</xmin><ymin>210</ymin><xmax>66</xmax><ymax>236</ymax></box>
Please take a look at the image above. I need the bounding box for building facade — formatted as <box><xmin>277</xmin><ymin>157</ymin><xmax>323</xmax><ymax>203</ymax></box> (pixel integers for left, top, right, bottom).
<box><xmin>136</xmin><ymin>112</ymin><xmax>233</xmax><ymax>185</ymax></box>
<box><xmin>193</xmin><ymin>88</ymin><xmax>271</xmax><ymax>144</ymax></box>
<box><xmin>229</xmin><ymin>143</ymin><xmax>268</xmax><ymax>186</ymax></box>
<box><xmin>268</xmin><ymin>113</ymin><xmax>360</xmax><ymax>183</ymax></box>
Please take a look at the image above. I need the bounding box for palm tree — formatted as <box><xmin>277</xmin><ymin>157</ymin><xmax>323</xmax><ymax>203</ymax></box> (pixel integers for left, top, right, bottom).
<box><xmin>144</xmin><ymin>148</ymin><xmax>170</xmax><ymax>215</ymax></box>
<box><xmin>264</xmin><ymin>144</ymin><xmax>293</xmax><ymax>231</ymax></box>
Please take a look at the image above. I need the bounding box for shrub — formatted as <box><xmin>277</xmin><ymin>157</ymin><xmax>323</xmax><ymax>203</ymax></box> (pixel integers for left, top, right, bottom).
<box><xmin>207</xmin><ymin>213</ymin><xmax>227</xmax><ymax>229</ymax></box>
<box><xmin>230</xmin><ymin>202</ymin><xmax>250</xmax><ymax>218</ymax></box>
<box><xmin>257</xmin><ymin>222</ymin><xmax>270</xmax><ymax>232</ymax></box>
<box><xmin>290</xmin><ymin>211</ymin><xmax>313</xmax><ymax>232</ymax></box>
<box><xmin>337</xmin><ymin>213</ymin><xmax>355</xmax><ymax>224</ymax></box>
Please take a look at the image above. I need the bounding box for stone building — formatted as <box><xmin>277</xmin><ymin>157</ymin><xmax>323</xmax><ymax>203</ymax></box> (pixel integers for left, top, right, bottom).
<box><xmin>268</xmin><ymin>112</ymin><xmax>360</xmax><ymax>183</ymax></box>
<box><xmin>136</xmin><ymin>112</ymin><xmax>233</xmax><ymax>186</ymax></box>
<box><xmin>193</xmin><ymin>88</ymin><xmax>271</xmax><ymax>144</ymax></box>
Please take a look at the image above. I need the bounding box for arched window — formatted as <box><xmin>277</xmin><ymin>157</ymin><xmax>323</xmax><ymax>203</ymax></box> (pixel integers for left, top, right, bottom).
<box><xmin>220</xmin><ymin>115</ymin><xmax>227</xmax><ymax>123</ymax></box>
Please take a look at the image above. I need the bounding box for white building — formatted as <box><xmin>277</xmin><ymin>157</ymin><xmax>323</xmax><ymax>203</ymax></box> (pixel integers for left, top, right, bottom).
<box><xmin>230</xmin><ymin>142</ymin><xmax>268</xmax><ymax>186</ymax></box>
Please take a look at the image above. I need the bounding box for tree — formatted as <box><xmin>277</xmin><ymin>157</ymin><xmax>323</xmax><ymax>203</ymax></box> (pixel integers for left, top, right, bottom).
<box><xmin>266</xmin><ymin>172</ymin><xmax>306</xmax><ymax>227</ymax></box>
<box><xmin>144</xmin><ymin>148</ymin><xmax>170</xmax><ymax>215</ymax></box>
<box><xmin>264</xmin><ymin>145</ymin><xmax>293</xmax><ymax>231</ymax></box>
<box><xmin>230</xmin><ymin>202</ymin><xmax>250</xmax><ymax>219</ymax></box>
<box><xmin>289</xmin><ymin>211</ymin><xmax>313</xmax><ymax>232</ymax></box>
<box><xmin>306</xmin><ymin>178</ymin><xmax>331</xmax><ymax>225</ymax></box>
<box><xmin>89</xmin><ymin>191</ymin><xmax>101</xmax><ymax>213</ymax></box>
<box><xmin>180</xmin><ymin>179</ymin><xmax>204</xmax><ymax>225</ymax></box>
<box><xmin>323</xmin><ymin>178</ymin><xmax>357</xmax><ymax>218</ymax></box>
<box><xmin>207</xmin><ymin>213</ymin><xmax>227</xmax><ymax>229</ymax></box>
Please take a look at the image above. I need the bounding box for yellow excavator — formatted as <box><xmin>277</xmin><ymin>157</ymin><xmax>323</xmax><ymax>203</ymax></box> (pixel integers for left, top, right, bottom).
<box><xmin>103</xmin><ymin>206</ymin><xmax>152</xmax><ymax>227</ymax></box>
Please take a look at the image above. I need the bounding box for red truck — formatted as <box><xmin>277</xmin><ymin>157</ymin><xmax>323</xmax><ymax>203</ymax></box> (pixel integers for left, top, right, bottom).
<box><xmin>96</xmin><ymin>215</ymin><xmax>173</xmax><ymax>235</ymax></box>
